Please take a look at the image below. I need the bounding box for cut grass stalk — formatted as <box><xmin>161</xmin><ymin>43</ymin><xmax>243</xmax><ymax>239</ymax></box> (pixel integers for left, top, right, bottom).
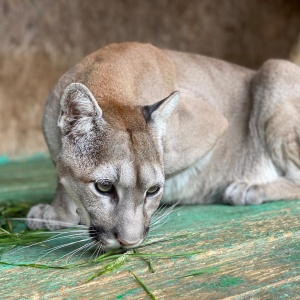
<box><xmin>126</xmin><ymin>250</ymin><xmax>204</xmax><ymax>259</ymax></box>
<box><xmin>133</xmin><ymin>249</ymin><xmax>155</xmax><ymax>273</ymax></box>
<box><xmin>130</xmin><ymin>271</ymin><xmax>156</xmax><ymax>300</ymax></box>
<box><xmin>0</xmin><ymin>228</ymin><xmax>53</xmax><ymax>248</ymax></box>
<box><xmin>140</xmin><ymin>232</ymin><xmax>197</xmax><ymax>248</ymax></box>
<box><xmin>148</xmin><ymin>260</ymin><xmax>155</xmax><ymax>273</ymax></box>
<box><xmin>0</xmin><ymin>261</ymin><xmax>70</xmax><ymax>269</ymax></box>
<box><xmin>178</xmin><ymin>266</ymin><xmax>220</xmax><ymax>278</ymax></box>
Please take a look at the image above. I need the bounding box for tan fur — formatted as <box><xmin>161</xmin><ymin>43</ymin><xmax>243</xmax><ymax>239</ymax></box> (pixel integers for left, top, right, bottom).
<box><xmin>27</xmin><ymin>42</ymin><xmax>300</xmax><ymax>249</ymax></box>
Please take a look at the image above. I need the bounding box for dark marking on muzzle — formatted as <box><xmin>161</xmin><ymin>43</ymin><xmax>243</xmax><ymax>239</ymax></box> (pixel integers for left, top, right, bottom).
<box><xmin>89</xmin><ymin>225</ymin><xmax>107</xmax><ymax>242</ymax></box>
<box><xmin>144</xmin><ymin>226</ymin><xmax>150</xmax><ymax>237</ymax></box>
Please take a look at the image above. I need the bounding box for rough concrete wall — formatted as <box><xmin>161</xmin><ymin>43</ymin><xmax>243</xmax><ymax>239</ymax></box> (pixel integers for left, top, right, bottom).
<box><xmin>1</xmin><ymin>0</ymin><xmax>300</xmax><ymax>156</ymax></box>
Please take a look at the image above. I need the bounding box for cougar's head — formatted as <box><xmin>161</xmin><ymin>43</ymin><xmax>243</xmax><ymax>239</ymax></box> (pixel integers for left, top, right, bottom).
<box><xmin>56</xmin><ymin>83</ymin><xmax>179</xmax><ymax>250</ymax></box>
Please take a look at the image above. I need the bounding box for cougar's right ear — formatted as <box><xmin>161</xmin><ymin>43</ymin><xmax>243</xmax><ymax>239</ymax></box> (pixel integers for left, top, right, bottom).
<box><xmin>58</xmin><ymin>83</ymin><xmax>103</xmax><ymax>135</ymax></box>
<box><xmin>142</xmin><ymin>91</ymin><xmax>180</xmax><ymax>137</ymax></box>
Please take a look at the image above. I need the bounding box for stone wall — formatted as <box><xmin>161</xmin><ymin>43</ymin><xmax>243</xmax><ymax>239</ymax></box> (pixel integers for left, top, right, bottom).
<box><xmin>1</xmin><ymin>0</ymin><xmax>300</xmax><ymax>156</ymax></box>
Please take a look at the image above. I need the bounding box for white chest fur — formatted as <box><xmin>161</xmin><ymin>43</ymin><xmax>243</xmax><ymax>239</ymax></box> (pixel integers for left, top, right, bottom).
<box><xmin>163</xmin><ymin>150</ymin><xmax>213</xmax><ymax>203</ymax></box>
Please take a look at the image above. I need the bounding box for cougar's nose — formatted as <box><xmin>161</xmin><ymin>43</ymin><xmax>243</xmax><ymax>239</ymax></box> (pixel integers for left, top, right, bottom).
<box><xmin>117</xmin><ymin>238</ymin><xmax>140</xmax><ymax>247</ymax></box>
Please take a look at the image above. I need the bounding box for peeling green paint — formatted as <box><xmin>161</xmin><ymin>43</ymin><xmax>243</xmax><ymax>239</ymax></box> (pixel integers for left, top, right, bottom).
<box><xmin>216</xmin><ymin>275</ymin><xmax>245</xmax><ymax>288</ymax></box>
<box><xmin>190</xmin><ymin>275</ymin><xmax>245</xmax><ymax>291</ymax></box>
<box><xmin>116</xmin><ymin>288</ymin><xmax>140</xmax><ymax>299</ymax></box>
<box><xmin>0</xmin><ymin>156</ymin><xmax>9</xmax><ymax>165</ymax></box>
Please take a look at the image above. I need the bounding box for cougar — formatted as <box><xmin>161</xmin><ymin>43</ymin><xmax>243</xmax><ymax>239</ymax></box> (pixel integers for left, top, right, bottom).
<box><xmin>27</xmin><ymin>42</ymin><xmax>300</xmax><ymax>249</ymax></box>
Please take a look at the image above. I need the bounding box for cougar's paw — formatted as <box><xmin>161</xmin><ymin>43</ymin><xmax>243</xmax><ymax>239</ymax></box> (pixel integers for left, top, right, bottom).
<box><xmin>26</xmin><ymin>204</ymin><xmax>62</xmax><ymax>230</ymax></box>
<box><xmin>224</xmin><ymin>182</ymin><xmax>263</xmax><ymax>206</ymax></box>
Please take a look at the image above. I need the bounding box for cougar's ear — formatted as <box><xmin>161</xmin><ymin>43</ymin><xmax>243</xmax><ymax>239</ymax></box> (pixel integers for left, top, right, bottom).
<box><xmin>142</xmin><ymin>91</ymin><xmax>180</xmax><ymax>135</ymax></box>
<box><xmin>58</xmin><ymin>83</ymin><xmax>102</xmax><ymax>135</ymax></box>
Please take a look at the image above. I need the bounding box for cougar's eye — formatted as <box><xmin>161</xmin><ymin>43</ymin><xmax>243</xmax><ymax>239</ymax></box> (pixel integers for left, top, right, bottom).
<box><xmin>95</xmin><ymin>182</ymin><xmax>114</xmax><ymax>194</ymax></box>
<box><xmin>146</xmin><ymin>186</ymin><xmax>160</xmax><ymax>196</ymax></box>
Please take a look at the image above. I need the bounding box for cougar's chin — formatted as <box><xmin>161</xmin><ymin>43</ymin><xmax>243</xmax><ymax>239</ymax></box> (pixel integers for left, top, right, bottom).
<box><xmin>103</xmin><ymin>238</ymin><xmax>122</xmax><ymax>250</ymax></box>
<box><xmin>104</xmin><ymin>238</ymin><xmax>145</xmax><ymax>251</ymax></box>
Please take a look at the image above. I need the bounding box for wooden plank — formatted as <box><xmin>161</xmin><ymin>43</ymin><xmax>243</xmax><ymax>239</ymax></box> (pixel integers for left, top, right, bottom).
<box><xmin>0</xmin><ymin>159</ymin><xmax>299</xmax><ymax>299</ymax></box>
<box><xmin>0</xmin><ymin>158</ymin><xmax>56</xmax><ymax>205</ymax></box>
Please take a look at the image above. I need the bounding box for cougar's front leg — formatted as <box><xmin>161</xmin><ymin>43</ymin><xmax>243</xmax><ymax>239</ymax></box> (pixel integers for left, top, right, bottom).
<box><xmin>26</xmin><ymin>181</ymin><xmax>79</xmax><ymax>230</ymax></box>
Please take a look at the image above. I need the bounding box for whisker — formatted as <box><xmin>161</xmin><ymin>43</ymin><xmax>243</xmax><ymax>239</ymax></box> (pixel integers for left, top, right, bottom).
<box><xmin>150</xmin><ymin>206</ymin><xmax>163</xmax><ymax>220</ymax></box>
<box><xmin>62</xmin><ymin>241</ymin><xmax>93</xmax><ymax>262</ymax></box>
<box><xmin>151</xmin><ymin>210</ymin><xmax>173</xmax><ymax>226</ymax></box>
<box><xmin>89</xmin><ymin>245</ymin><xmax>99</xmax><ymax>261</ymax></box>
<box><xmin>153</xmin><ymin>203</ymin><xmax>179</xmax><ymax>220</ymax></box>
<box><xmin>10</xmin><ymin>218</ymin><xmax>88</xmax><ymax>228</ymax></box>
<box><xmin>95</xmin><ymin>244</ymin><xmax>103</xmax><ymax>258</ymax></box>
<box><xmin>150</xmin><ymin>205</ymin><xmax>167</xmax><ymax>222</ymax></box>
<box><xmin>77</xmin><ymin>241</ymin><xmax>95</xmax><ymax>259</ymax></box>
<box><xmin>150</xmin><ymin>214</ymin><xmax>173</xmax><ymax>228</ymax></box>
<box><xmin>94</xmin><ymin>244</ymin><xmax>103</xmax><ymax>260</ymax></box>
<box><xmin>147</xmin><ymin>233</ymin><xmax>165</xmax><ymax>237</ymax></box>
<box><xmin>15</xmin><ymin>232</ymin><xmax>90</xmax><ymax>252</ymax></box>
<box><xmin>149</xmin><ymin>203</ymin><xmax>179</xmax><ymax>234</ymax></box>
<box><xmin>80</xmin><ymin>241</ymin><xmax>96</xmax><ymax>259</ymax></box>
<box><xmin>151</xmin><ymin>206</ymin><xmax>174</xmax><ymax>224</ymax></box>
<box><xmin>31</xmin><ymin>229</ymin><xmax>90</xmax><ymax>235</ymax></box>
<box><xmin>156</xmin><ymin>204</ymin><xmax>178</xmax><ymax>219</ymax></box>
<box><xmin>150</xmin><ymin>219</ymin><xmax>169</xmax><ymax>232</ymax></box>
<box><xmin>151</xmin><ymin>210</ymin><xmax>172</xmax><ymax>226</ymax></box>
<box><xmin>37</xmin><ymin>238</ymin><xmax>91</xmax><ymax>262</ymax></box>
<box><xmin>90</xmin><ymin>243</ymin><xmax>102</xmax><ymax>261</ymax></box>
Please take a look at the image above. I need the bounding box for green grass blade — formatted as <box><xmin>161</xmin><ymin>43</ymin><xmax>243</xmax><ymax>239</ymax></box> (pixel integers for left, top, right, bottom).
<box><xmin>140</xmin><ymin>232</ymin><xmax>197</xmax><ymax>248</ymax></box>
<box><xmin>130</xmin><ymin>271</ymin><xmax>156</xmax><ymax>300</ymax></box>
<box><xmin>92</xmin><ymin>249</ymin><xmax>122</xmax><ymax>263</ymax></box>
<box><xmin>129</xmin><ymin>249</ymin><xmax>204</xmax><ymax>259</ymax></box>
<box><xmin>0</xmin><ymin>261</ymin><xmax>69</xmax><ymax>269</ymax></box>
<box><xmin>148</xmin><ymin>259</ymin><xmax>155</xmax><ymax>273</ymax></box>
<box><xmin>133</xmin><ymin>249</ymin><xmax>155</xmax><ymax>273</ymax></box>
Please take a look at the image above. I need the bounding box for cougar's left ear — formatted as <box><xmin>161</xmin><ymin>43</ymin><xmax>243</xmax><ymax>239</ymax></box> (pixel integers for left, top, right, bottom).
<box><xmin>58</xmin><ymin>83</ymin><xmax>103</xmax><ymax>135</ymax></box>
<box><xmin>142</xmin><ymin>91</ymin><xmax>180</xmax><ymax>135</ymax></box>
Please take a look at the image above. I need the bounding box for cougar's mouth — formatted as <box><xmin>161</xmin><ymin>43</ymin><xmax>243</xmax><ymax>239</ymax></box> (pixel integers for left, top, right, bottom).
<box><xmin>89</xmin><ymin>225</ymin><xmax>148</xmax><ymax>250</ymax></box>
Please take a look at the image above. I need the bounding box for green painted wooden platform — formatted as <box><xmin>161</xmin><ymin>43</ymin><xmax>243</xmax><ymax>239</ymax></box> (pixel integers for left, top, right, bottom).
<box><xmin>0</xmin><ymin>157</ymin><xmax>299</xmax><ymax>299</ymax></box>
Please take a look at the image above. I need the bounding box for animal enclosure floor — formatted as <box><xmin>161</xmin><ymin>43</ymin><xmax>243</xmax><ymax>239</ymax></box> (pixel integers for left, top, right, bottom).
<box><xmin>0</xmin><ymin>157</ymin><xmax>299</xmax><ymax>300</ymax></box>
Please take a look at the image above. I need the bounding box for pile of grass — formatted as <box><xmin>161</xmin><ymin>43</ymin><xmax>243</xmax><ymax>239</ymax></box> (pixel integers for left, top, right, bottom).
<box><xmin>0</xmin><ymin>201</ymin><xmax>31</xmax><ymax>231</ymax></box>
<box><xmin>0</xmin><ymin>202</ymin><xmax>53</xmax><ymax>254</ymax></box>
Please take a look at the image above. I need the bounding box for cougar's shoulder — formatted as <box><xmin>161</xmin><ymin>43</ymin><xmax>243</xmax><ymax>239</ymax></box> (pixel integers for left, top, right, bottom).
<box><xmin>43</xmin><ymin>42</ymin><xmax>177</xmax><ymax>161</ymax></box>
